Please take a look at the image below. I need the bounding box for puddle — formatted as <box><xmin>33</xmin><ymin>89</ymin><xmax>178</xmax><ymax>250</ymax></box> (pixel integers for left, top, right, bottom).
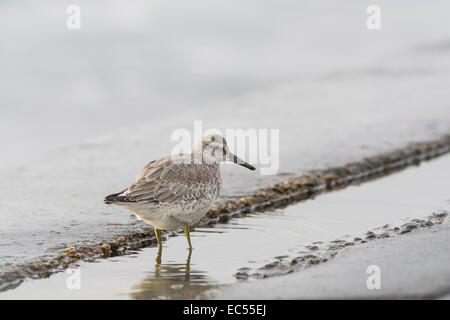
<box><xmin>1</xmin><ymin>154</ymin><xmax>449</xmax><ymax>299</ymax></box>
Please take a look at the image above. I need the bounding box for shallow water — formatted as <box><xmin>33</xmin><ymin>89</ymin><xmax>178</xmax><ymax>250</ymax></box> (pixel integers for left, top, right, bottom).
<box><xmin>1</xmin><ymin>153</ymin><xmax>449</xmax><ymax>299</ymax></box>
<box><xmin>1</xmin><ymin>0</ymin><xmax>450</xmax><ymax>277</ymax></box>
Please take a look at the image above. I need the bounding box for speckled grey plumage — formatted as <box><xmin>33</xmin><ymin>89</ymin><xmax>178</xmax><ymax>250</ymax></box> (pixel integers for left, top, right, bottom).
<box><xmin>105</xmin><ymin>134</ymin><xmax>254</xmax><ymax>231</ymax></box>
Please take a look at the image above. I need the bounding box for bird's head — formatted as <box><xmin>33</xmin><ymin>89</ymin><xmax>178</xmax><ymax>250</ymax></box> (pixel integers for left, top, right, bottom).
<box><xmin>192</xmin><ymin>134</ymin><xmax>255</xmax><ymax>170</ymax></box>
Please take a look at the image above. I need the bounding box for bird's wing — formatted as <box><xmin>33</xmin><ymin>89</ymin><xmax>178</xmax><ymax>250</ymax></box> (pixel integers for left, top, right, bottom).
<box><xmin>119</xmin><ymin>156</ymin><xmax>211</xmax><ymax>204</ymax></box>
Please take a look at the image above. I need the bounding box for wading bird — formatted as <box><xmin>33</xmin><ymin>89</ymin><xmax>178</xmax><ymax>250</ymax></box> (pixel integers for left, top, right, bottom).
<box><xmin>105</xmin><ymin>134</ymin><xmax>255</xmax><ymax>251</ymax></box>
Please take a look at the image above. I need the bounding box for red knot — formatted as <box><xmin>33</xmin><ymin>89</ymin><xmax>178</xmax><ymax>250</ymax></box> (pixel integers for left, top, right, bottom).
<box><xmin>105</xmin><ymin>134</ymin><xmax>255</xmax><ymax>250</ymax></box>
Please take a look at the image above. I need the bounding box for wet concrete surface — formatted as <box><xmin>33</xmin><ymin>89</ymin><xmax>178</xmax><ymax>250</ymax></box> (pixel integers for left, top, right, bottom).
<box><xmin>210</xmin><ymin>220</ymin><xmax>450</xmax><ymax>299</ymax></box>
<box><xmin>2</xmin><ymin>0</ymin><xmax>450</xmax><ymax>278</ymax></box>
<box><xmin>1</xmin><ymin>153</ymin><xmax>449</xmax><ymax>299</ymax></box>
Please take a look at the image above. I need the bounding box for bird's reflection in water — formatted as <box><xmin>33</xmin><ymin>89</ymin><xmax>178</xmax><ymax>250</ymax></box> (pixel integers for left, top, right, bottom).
<box><xmin>129</xmin><ymin>247</ymin><xmax>218</xmax><ymax>299</ymax></box>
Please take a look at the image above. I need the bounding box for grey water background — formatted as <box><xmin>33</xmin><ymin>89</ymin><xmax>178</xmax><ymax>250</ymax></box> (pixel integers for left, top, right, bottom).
<box><xmin>1</xmin><ymin>1</ymin><xmax>450</xmax><ymax>273</ymax></box>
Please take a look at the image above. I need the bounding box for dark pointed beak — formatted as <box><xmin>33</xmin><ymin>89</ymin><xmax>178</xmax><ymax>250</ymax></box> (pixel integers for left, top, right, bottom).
<box><xmin>231</xmin><ymin>153</ymin><xmax>256</xmax><ymax>171</ymax></box>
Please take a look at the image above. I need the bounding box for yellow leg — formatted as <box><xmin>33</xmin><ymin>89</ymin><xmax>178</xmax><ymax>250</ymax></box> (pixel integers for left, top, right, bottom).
<box><xmin>154</xmin><ymin>228</ymin><xmax>162</xmax><ymax>247</ymax></box>
<box><xmin>155</xmin><ymin>244</ymin><xmax>162</xmax><ymax>264</ymax></box>
<box><xmin>184</xmin><ymin>224</ymin><xmax>192</xmax><ymax>249</ymax></box>
<box><xmin>184</xmin><ymin>248</ymin><xmax>192</xmax><ymax>281</ymax></box>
